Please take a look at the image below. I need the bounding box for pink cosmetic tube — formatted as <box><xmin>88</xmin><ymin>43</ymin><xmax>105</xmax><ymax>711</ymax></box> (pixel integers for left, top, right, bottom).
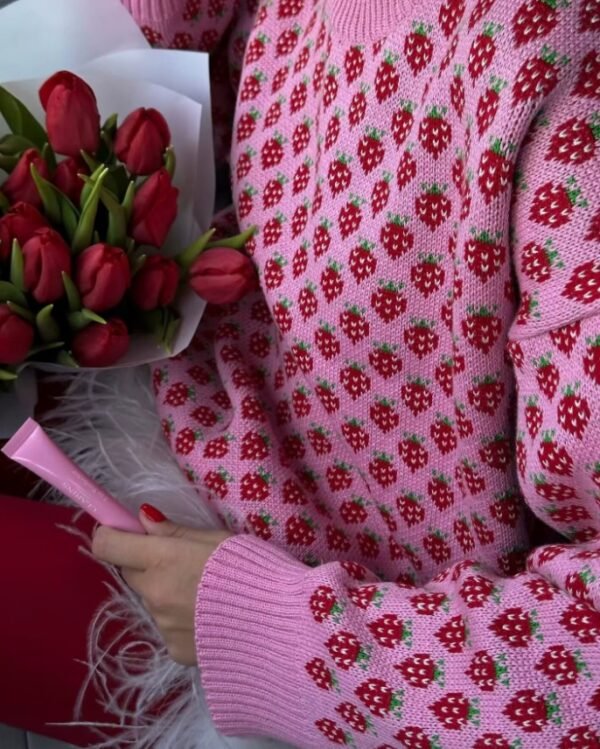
<box><xmin>2</xmin><ymin>418</ymin><xmax>145</xmax><ymax>534</ymax></box>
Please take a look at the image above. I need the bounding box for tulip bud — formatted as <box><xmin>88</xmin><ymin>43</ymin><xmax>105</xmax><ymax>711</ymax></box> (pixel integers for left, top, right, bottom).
<box><xmin>0</xmin><ymin>302</ymin><xmax>34</xmax><ymax>364</ymax></box>
<box><xmin>114</xmin><ymin>107</ymin><xmax>171</xmax><ymax>176</ymax></box>
<box><xmin>75</xmin><ymin>243</ymin><xmax>131</xmax><ymax>312</ymax></box>
<box><xmin>130</xmin><ymin>168</ymin><xmax>178</xmax><ymax>248</ymax></box>
<box><xmin>1</xmin><ymin>148</ymin><xmax>49</xmax><ymax>207</ymax></box>
<box><xmin>71</xmin><ymin>318</ymin><xmax>129</xmax><ymax>367</ymax></box>
<box><xmin>53</xmin><ymin>156</ymin><xmax>87</xmax><ymax>205</ymax></box>
<box><xmin>39</xmin><ymin>71</ymin><xmax>101</xmax><ymax>157</ymax></box>
<box><xmin>0</xmin><ymin>202</ymin><xmax>48</xmax><ymax>262</ymax></box>
<box><xmin>131</xmin><ymin>255</ymin><xmax>180</xmax><ymax>311</ymax></box>
<box><xmin>189</xmin><ymin>247</ymin><xmax>258</xmax><ymax>304</ymax></box>
<box><xmin>22</xmin><ymin>228</ymin><xmax>72</xmax><ymax>304</ymax></box>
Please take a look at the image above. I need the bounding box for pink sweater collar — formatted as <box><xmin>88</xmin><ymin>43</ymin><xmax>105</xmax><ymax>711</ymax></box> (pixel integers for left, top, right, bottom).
<box><xmin>327</xmin><ymin>0</ymin><xmax>420</xmax><ymax>40</ymax></box>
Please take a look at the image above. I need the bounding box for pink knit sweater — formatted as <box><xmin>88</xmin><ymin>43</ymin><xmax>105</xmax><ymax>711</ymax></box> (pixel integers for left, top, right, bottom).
<box><xmin>125</xmin><ymin>1</ymin><xmax>600</xmax><ymax>746</ymax></box>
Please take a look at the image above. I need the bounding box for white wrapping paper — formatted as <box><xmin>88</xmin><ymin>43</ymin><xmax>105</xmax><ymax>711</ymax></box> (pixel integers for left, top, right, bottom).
<box><xmin>0</xmin><ymin>0</ymin><xmax>215</xmax><ymax>436</ymax></box>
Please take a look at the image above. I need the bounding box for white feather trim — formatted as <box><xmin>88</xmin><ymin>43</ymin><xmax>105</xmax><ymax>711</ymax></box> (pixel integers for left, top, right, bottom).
<box><xmin>40</xmin><ymin>367</ymin><xmax>294</xmax><ymax>749</ymax></box>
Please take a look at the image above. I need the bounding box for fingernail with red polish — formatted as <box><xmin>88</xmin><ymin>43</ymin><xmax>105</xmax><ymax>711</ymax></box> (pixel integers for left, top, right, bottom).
<box><xmin>141</xmin><ymin>503</ymin><xmax>167</xmax><ymax>522</ymax></box>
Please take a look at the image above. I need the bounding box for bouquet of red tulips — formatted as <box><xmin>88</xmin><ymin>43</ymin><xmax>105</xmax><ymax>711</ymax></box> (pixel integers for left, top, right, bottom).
<box><xmin>0</xmin><ymin>70</ymin><xmax>257</xmax><ymax>382</ymax></box>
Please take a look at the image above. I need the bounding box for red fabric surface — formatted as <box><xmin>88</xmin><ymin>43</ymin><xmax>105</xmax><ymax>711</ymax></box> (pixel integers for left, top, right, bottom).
<box><xmin>0</xmin><ymin>494</ymin><xmax>125</xmax><ymax>747</ymax></box>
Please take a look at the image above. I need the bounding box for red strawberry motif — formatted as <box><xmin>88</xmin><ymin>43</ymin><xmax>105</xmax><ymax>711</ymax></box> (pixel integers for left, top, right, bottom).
<box><xmin>349</xmin><ymin>239</ymin><xmax>377</xmax><ymax>284</ymax></box>
<box><xmin>462</xmin><ymin>306</ymin><xmax>502</xmax><ymax>353</ymax></box>
<box><xmin>339</xmin><ymin>305</ymin><xmax>369</xmax><ymax>344</ymax></box>
<box><xmin>326</xmin><ymin>630</ymin><xmax>371</xmax><ymax>670</ymax></box>
<box><xmin>465</xmin><ymin>229</ymin><xmax>507</xmax><ymax>283</ymax></box>
<box><xmin>399</xmin><ymin>434</ymin><xmax>429</xmax><ymax>473</ymax></box>
<box><xmin>583</xmin><ymin>336</ymin><xmax>600</xmax><ymax>384</ymax></box>
<box><xmin>315</xmin><ymin>718</ymin><xmax>349</xmax><ymax>745</ymax></box>
<box><xmin>371</xmin><ymin>170</ymin><xmax>393</xmax><ymax>216</ymax></box>
<box><xmin>468</xmin><ymin>375</ymin><xmax>505</xmax><ymax>416</ymax></box>
<box><xmin>512</xmin><ymin>0</ymin><xmax>565</xmax><ymax>47</ymax></box>
<box><xmin>450</xmin><ymin>64</ymin><xmax>466</xmax><ymax>117</ymax></box>
<box><xmin>344</xmin><ymin>45</ymin><xmax>365</xmax><ymax>84</ymax></box>
<box><xmin>466</xmin><ymin>650</ymin><xmax>508</xmax><ymax>692</ymax></box>
<box><xmin>285</xmin><ymin>513</ymin><xmax>317</xmax><ymax>545</ymax></box>
<box><xmin>357</xmin><ymin>127</ymin><xmax>386</xmax><ymax>174</ymax></box>
<box><xmin>557</xmin><ymin>384</ymin><xmax>591</xmax><ymax>439</ymax></box>
<box><xmin>397</xmin><ymin>492</ymin><xmax>426</xmax><ymax>527</ymax></box>
<box><xmin>573</xmin><ymin>50</ymin><xmax>600</xmax><ymax>99</ymax></box>
<box><xmin>338</xmin><ymin>195</ymin><xmax>365</xmax><ymax>239</ymax></box>
<box><xmin>335</xmin><ymin>702</ymin><xmax>372</xmax><ymax>734</ymax></box>
<box><xmin>340</xmin><ymin>361</ymin><xmax>371</xmax><ymax>400</ymax></box>
<box><xmin>513</xmin><ymin>45</ymin><xmax>568</xmax><ymax>105</ymax></box>
<box><xmin>531</xmin><ymin>177</ymin><xmax>587</xmax><ymax>228</ymax></box>
<box><xmin>535</xmin><ymin>644</ymin><xmax>589</xmax><ymax>686</ymax></box>
<box><xmin>538</xmin><ymin>430</ymin><xmax>573</xmax><ymax>475</ymax></box>
<box><xmin>476</xmin><ymin>76</ymin><xmax>507</xmax><ymax>135</ymax></box>
<box><xmin>419</xmin><ymin>106</ymin><xmax>452</xmax><ymax>160</ymax></box>
<box><xmin>391</xmin><ymin>100</ymin><xmax>416</xmax><ymax>146</ymax></box>
<box><xmin>375</xmin><ymin>51</ymin><xmax>400</xmax><ymax>102</ymax></box>
<box><xmin>435</xmin><ymin>615</ymin><xmax>466</xmax><ymax>653</ymax></box>
<box><xmin>310</xmin><ymin>585</ymin><xmax>345</xmax><ymax>623</ymax></box>
<box><xmin>395</xmin><ymin>725</ymin><xmax>442</xmax><ymax>749</ymax></box>
<box><xmin>489</xmin><ymin>606</ymin><xmax>541</xmax><ymax>647</ymax></box>
<box><xmin>245</xmin><ymin>510</ymin><xmax>277</xmax><ymax>540</ymax></box>
<box><xmin>306</xmin><ymin>657</ymin><xmax>338</xmax><ymax>691</ymax></box>
<box><xmin>411</xmin><ymin>254</ymin><xmax>445</xmax><ymax>297</ymax></box>
<box><xmin>348</xmin><ymin>84</ymin><xmax>369</xmax><ymax>128</ymax></box>
<box><xmin>520</xmin><ymin>238</ymin><xmax>562</xmax><ymax>283</ymax></box>
<box><xmin>503</xmin><ymin>689</ymin><xmax>561</xmax><ymax>733</ymax></box>
<box><xmin>459</xmin><ymin>575</ymin><xmax>500</xmax><ymax>608</ymax></box>
<box><xmin>368</xmin><ymin>452</ymin><xmax>397</xmax><ymax>487</ymax></box>
<box><xmin>404</xmin><ymin>22</ymin><xmax>434</xmax><ymax>76</ymax></box>
<box><xmin>402</xmin><ymin>377</ymin><xmax>433</xmax><ymax>416</ymax></box>
<box><xmin>240</xmin><ymin>467</ymin><xmax>272</xmax><ymax>501</ymax></box>
<box><xmin>546</xmin><ymin>114</ymin><xmax>600</xmax><ymax>165</ymax></box>
<box><xmin>328</xmin><ymin>153</ymin><xmax>353</xmax><ymax>196</ymax></box>
<box><xmin>468</xmin><ymin>23</ymin><xmax>501</xmax><ymax>82</ymax></box>
<box><xmin>403</xmin><ymin>319</ymin><xmax>439</xmax><ymax>359</ymax></box>
<box><xmin>559</xmin><ymin>726</ymin><xmax>600</xmax><ymax>749</ymax></box>
<box><xmin>562</xmin><ymin>260</ymin><xmax>600</xmax><ymax>305</ymax></box>
<box><xmin>478</xmin><ymin>139</ymin><xmax>515</xmax><ymax>204</ymax></box>
<box><xmin>561</xmin><ymin>601</ymin><xmax>600</xmax><ymax>643</ymax></box>
<box><xmin>395</xmin><ymin>653</ymin><xmax>444</xmax><ymax>689</ymax></box>
<box><xmin>439</xmin><ymin>0</ymin><xmax>466</xmax><ymax>37</ymax></box>
<box><xmin>368</xmin><ymin>614</ymin><xmax>412</xmax><ymax>648</ymax></box>
<box><xmin>164</xmin><ymin>382</ymin><xmax>195</xmax><ymax>407</ymax></box>
<box><xmin>381</xmin><ymin>214</ymin><xmax>414</xmax><ymax>258</ymax></box>
<box><xmin>348</xmin><ymin>584</ymin><xmax>386</xmax><ymax>609</ymax></box>
<box><xmin>415</xmin><ymin>183</ymin><xmax>452</xmax><ymax>231</ymax></box>
<box><xmin>355</xmin><ymin>678</ymin><xmax>404</xmax><ymax>718</ymax></box>
<box><xmin>429</xmin><ymin>692</ymin><xmax>480</xmax><ymax>730</ymax></box>
<box><xmin>472</xmin><ymin>733</ymin><xmax>516</xmax><ymax>749</ymax></box>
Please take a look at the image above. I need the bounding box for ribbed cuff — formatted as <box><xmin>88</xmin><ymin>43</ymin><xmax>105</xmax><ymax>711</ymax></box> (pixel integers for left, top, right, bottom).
<box><xmin>121</xmin><ymin>0</ymin><xmax>183</xmax><ymax>22</ymax></box>
<box><xmin>327</xmin><ymin>0</ymin><xmax>417</xmax><ymax>41</ymax></box>
<box><xmin>195</xmin><ymin>536</ymin><xmax>310</xmax><ymax>742</ymax></box>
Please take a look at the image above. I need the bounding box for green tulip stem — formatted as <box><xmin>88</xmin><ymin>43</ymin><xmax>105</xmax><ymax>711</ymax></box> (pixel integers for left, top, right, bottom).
<box><xmin>205</xmin><ymin>225</ymin><xmax>257</xmax><ymax>250</ymax></box>
<box><xmin>62</xmin><ymin>272</ymin><xmax>82</xmax><ymax>313</ymax></box>
<box><xmin>10</xmin><ymin>239</ymin><xmax>24</xmax><ymax>291</ymax></box>
<box><xmin>80</xmin><ymin>150</ymin><xmax>101</xmax><ymax>174</ymax></box>
<box><xmin>27</xmin><ymin>340</ymin><xmax>64</xmax><ymax>357</ymax></box>
<box><xmin>42</xmin><ymin>142</ymin><xmax>57</xmax><ymax>172</ymax></box>
<box><xmin>0</xmin><ymin>190</ymin><xmax>10</xmax><ymax>213</ymax></box>
<box><xmin>72</xmin><ymin>166</ymin><xmax>109</xmax><ymax>253</ymax></box>
<box><xmin>122</xmin><ymin>180</ymin><xmax>136</xmax><ymax>223</ymax></box>
<box><xmin>176</xmin><ymin>228</ymin><xmax>216</xmax><ymax>271</ymax></box>
<box><xmin>35</xmin><ymin>304</ymin><xmax>61</xmax><ymax>343</ymax></box>
<box><xmin>7</xmin><ymin>301</ymin><xmax>34</xmax><ymax>322</ymax></box>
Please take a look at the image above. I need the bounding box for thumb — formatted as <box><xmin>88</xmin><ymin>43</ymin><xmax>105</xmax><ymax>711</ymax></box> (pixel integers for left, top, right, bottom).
<box><xmin>139</xmin><ymin>503</ymin><xmax>208</xmax><ymax>541</ymax></box>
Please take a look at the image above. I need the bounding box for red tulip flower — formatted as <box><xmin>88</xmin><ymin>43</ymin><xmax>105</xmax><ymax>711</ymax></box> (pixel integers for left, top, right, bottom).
<box><xmin>75</xmin><ymin>243</ymin><xmax>131</xmax><ymax>312</ymax></box>
<box><xmin>0</xmin><ymin>304</ymin><xmax>34</xmax><ymax>365</ymax></box>
<box><xmin>0</xmin><ymin>202</ymin><xmax>48</xmax><ymax>262</ymax></box>
<box><xmin>22</xmin><ymin>228</ymin><xmax>72</xmax><ymax>304</ymax></box>
<box><xmin>114</xmin><ymin>107</ymin><xmax>171</xmax><ymax>176</ymax></box>
<box><xmin>189</xmin><ymin>247</ymin><xmax>258</xmax><ymax>304</ymax></box>
<box><xmin>130</xmin><ymin>168</ymin><xmax>178</xmax><ymax>248</ymax></box>
<box><xmin>39</xmin><ymin>71</ymin><xmax>100</xmax><ymax>157</ymax></box>
<box><xmin>131</xmin><ymin>255</ymin><xmax>180</xmax><ymax>311</ymax></box>
<box><xmin>72</xmin><ymin>318</ymin><xmax>130</xmax><ymax>367</ymax></box>
<box><xmin>2</xmin><ymin>149</ymin><xmax>49</xmax><ymax>208</ymax></box>
<box><xmin>53</xmin><ymin>156</ymin><xmax>87</xmax><ymax>205</ymax></box>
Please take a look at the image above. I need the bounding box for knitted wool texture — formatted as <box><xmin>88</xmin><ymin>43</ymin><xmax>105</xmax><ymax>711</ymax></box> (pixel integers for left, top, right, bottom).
<box><xmin>126</xmin><ymin>0</ymin><xmax>600</xmax><ymax>746</ymax></box>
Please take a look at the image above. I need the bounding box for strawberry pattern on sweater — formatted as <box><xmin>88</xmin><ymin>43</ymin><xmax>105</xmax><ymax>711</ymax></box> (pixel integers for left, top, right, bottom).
<box><xmin>125</xmin><ymin>0</ymin><xmax>600</xmax><ymax>746</ymax></box>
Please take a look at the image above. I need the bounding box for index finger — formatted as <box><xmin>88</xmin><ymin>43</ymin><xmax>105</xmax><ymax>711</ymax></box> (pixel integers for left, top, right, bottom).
<box><xmin>92</xmin><ymin>525</ymin><xmax>154</xmax><ymax>570</ymax></box>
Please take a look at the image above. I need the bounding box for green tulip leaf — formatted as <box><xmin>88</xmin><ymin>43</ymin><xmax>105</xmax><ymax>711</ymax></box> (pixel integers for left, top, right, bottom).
<box><xmin>0</xmin><ymin>133</ymin><xmax>35</xmax><ymax>156</ymax></box>
<box><xmin>62</xmin><ymin>272</ymin><xmax>81</xmax><ymax>312</ymax></box>
<box><xmin>0</xmin><ymin>367</ymin><xmax>18</xmax><ymax>382</ymax></box>
<box><xmin>30</xmin><ymin>163</ymin><xmax>61</xmax><ymax>224</ymax></box>
<box><xmin>7</xmin><ymin>300</ymin><xmax>34</xmax><ymax>322</ymax></box>
<box><xmin>206</xmin><ymin>225</ymin><xmax>257</xmax><ymax>251</ymax></box>
<box><xmin>0</xmin><ymin>190</ymin><xmax>10</xmax><ymax>213</ymax></box>
<box><xmin>35</xmin><ymin>304</ymin><xmax>61</xmax><ymax>343</ymax></box>
<box><xmin>102</xmin><ymin>113</ymin><xmax>118</xmax><ymax>137</ymax></box>
<box><xmin>42</xmin><ymin>142</ymin><xmax>57</xmax><ymax>171</ymax></box>
<box><xmin>122</xmin><ymin>180</ymin><xmax>136</xmax><ymax>223</ymax></box>
<box><xmin>0</xmin><ymin>153</ymin><xmax>18</xmax><ymax>172</ymax></box>
<box><xmin>56</xmin><ymin>350</ymin><xmax>80</xmax><ymax>368</ymax></box>
<box><xmin>10</xmin><ymin>239</ymin><xmax>24</xmax><ymax>291</ymax></box>
<box><xmin>72</xmin><ymin>166</ymin><xmax>109</xmax><ymax>253</ymax></box>
<box><xmin>0</xmin><ymin>280</ymin><xmax>27</xmax><ymax>306</ymax></box>
<box><xmin>27</xmin><ymin>340</ymin><xmax>65</xmax><ymax>357</ymax></box>
<box><xmin>164</xmin><ymin>146</ymin><xmax>176</xmax><ymax>179</ymax></box>
<box><xmin>176</xmin><ymin>228</ymin><xmax>216</xmax><ymax>270</ymax></box>
<box><xmin>82</xmin><ymin>308</ymin><xmax>106</xmax><ymax>325</ymax></box>
<box><xmin>0</xmin><ymin>86</ymin><xmax>47</xmax><ymax>150</ymax></box>
<box><xmin>131</xmin><ymin>253</ymin><xmax>147</xmax><ymax>276</ymax></box>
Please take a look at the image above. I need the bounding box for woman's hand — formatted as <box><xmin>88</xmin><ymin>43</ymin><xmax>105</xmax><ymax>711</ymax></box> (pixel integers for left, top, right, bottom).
<box><xmin>92</xmin><ymin>505</ymin><xmax>233</xmax><ymax>666</ymax></box>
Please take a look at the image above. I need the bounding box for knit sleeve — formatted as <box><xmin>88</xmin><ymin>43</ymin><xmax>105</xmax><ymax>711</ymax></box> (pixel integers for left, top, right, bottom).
<box><xmin>121</xmin><ymin>0</ymin><xmax>254</xmax><ymax>162</ymax></box>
